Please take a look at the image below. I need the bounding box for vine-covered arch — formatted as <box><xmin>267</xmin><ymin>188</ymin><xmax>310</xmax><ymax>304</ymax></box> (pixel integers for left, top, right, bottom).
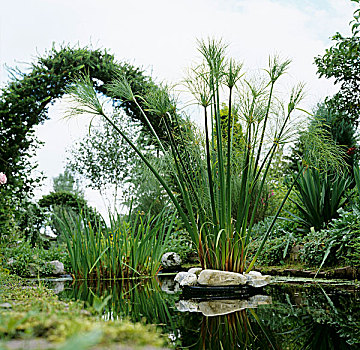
<box><xmin>0</xmin><ymin>45</ymin><xmax>165</xmax><ymax>193</ymax></box>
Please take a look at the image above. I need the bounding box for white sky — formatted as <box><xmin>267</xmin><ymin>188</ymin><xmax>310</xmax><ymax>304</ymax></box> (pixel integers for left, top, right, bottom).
<box><xmin>0</xmin><ymin>0</ymin><xmax>357</xmax><ymax>215</ymax></box>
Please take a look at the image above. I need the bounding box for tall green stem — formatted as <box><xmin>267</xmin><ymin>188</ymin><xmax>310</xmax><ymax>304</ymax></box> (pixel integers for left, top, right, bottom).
<box><xmin>204</xmin><ymin>106</ymin><xmax>219</xmax><ymax>229</ymax></box>
<box><xmin>226</xmin><ymin>87</ymin><xmax>233</xmax><ymax>231</ymax></box>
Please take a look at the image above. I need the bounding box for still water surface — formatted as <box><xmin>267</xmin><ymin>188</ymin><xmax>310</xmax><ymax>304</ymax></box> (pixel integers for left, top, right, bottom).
<box><xmin>52</xmin><ymin>276</ymin><xmax>360</xmax><ymax>349</ymax></box>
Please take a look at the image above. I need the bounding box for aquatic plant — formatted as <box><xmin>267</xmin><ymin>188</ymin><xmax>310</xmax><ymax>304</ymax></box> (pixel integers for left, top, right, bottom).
<box><xmin>67</xmin><ymin>38</ymin><xmax>342</xmax><ymax>273</ymax></box>
<box><xmin>59</xmin><ymin>208</ymin><xmax>175</xmax><ymax>279</ymax></box>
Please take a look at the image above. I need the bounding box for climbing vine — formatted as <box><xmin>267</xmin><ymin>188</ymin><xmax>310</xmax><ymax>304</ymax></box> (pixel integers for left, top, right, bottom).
<box><xmin>0</xmin><ymin>45</ymin><xmax>170</xmax><ymax>235</ymax></box>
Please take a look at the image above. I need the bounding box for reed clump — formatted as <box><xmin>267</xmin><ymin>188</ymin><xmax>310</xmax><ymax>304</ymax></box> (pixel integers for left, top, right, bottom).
<box><xmin>59</xmin><ymin>209</ymin><xmax>174</xmax><ymax>280</ymax></box>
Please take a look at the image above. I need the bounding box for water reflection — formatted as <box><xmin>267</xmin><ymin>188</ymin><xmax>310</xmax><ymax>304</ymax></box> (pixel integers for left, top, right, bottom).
<box><xmin>181</xmin><ymin>309</ymin><xmax>280</xmax><ymax>350</ymax></box>
<box><xmin>56</xmin><ymin>277</ymin><xmax>360</xmax><ymax>349</ymax></box>
<box><xmin>257</xmin><ymin>284</ymin><xmax>360</xmax><ymax>349</ymax></box>
<box><xmin>176</xmin><ymin>295</ymin><xmax>272</xmax><ymax>316</ymax></box>
<box><xmin>67</xmin><ymin>278</ymin><xmax>178</xmax><ymax>329</ymax></box>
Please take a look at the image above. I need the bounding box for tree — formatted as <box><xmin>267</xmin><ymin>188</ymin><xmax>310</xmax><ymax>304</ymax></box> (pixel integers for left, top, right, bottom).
<box><xmin>287</xmin><ymin>2</ymin><xmax>360</xmax><ymax>175</ymax></box>
<box><xmin>314</xmin><ymin>1</ymin><xmax>360</xmax><ymax>126</ymax></box>
<box><xmin>53</xmin><ymin>168</ymin><xmax>83</xmax><ymax>195</ymax></box>
<box><xmin>67</xmin><ymin>113</ymin><xmax>138</xmax><ymax>199</ymax></box>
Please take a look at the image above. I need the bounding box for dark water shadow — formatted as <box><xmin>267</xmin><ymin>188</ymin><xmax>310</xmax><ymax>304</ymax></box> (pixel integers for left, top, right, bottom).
<box><xmin>51</xmin><ymin>276</ymin><xmax>360</xmax><ymax>349</ymax></box>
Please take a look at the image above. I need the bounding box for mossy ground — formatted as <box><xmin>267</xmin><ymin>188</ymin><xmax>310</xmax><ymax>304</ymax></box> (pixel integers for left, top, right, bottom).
<box><xmin>0</xmin><ymin>272</ymin><xmax>168</xmax><ymax>349</ymax></box>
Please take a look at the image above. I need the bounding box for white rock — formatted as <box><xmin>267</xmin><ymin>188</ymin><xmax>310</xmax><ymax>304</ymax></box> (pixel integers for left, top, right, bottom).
<box><xmin>0</xmin><ymin>303</ymin><xmax>12</xmax><ymax>309</ymax></box>
<box><xmin>243</xmin><ymin>271</ymin><xmax>261</xmax><ymax>281</ymax></box>
<box><xmin>248</xmin><ymin>270</ymin><xmax>262</xmax><ymax>277</ymax></box>
<box><xmin>247</xmin><ymin>276</ymin><xmax>271</xmax><ymax>288</ymax></box>
<box><xmin>161</xmin><ymin>252</ymin><xmax>182</xmax><ymax>269</ymax></box>
<box><xmin>180</xmin><ymin>273</ymin><xmax>197</xmax><ymax>286</ymax></box>
<box><xmin>47</xmin><ymin>260</ymin><xmax>65</xmax><ymax>275</ymax></box>
<box><xmin>244</xmin><ymin>272</ymin><xmax>271</xmax><ymax>288</ymax></box>
<box><xmin>174</xmin><ymin>271</ymin><xmax>189</xmax><ymax>284</ymax></box>
<box><xmin>198</xmin><ymin>269</ymin><xmax>247</xmax><ymax>286</ymax></box>
<box><xmin>188</xmin><ymin>267</ymin><xmax>202</xmax><ymax>276</ymax></box>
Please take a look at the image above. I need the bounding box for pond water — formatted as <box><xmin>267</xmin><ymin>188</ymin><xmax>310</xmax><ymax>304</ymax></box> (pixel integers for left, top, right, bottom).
<box><xmin>50</xmin><ymin>276</ymin><xmax>360</xmax><ymax>349</ymax></box>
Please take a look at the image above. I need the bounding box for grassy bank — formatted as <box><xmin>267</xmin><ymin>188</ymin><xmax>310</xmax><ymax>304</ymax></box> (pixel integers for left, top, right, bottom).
<box><xmin>0</xmin><ymin>272</ymin><xmax>168</xmax><ymax>349</ymax></box>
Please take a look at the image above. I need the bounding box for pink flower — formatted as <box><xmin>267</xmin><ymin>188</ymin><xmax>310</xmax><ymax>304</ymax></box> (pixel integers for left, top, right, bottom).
<box><xmin>0</xmin><ymin>172</ymin><xmax>7</xmax><ymax>185</ymax></box>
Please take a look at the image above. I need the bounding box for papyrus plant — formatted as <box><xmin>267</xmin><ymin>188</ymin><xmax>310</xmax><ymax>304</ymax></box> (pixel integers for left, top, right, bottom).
<box><xmin>67</xmin><ymin>39</ymin><xmax>340</xmax><ymax>273</ymax></box>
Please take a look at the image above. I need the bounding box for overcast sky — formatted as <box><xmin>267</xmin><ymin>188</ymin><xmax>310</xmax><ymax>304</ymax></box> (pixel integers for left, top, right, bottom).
<box><xmin>0</xmin><ymin>0</ymin><xmax>357</xmax><ymax>213</ymax></box>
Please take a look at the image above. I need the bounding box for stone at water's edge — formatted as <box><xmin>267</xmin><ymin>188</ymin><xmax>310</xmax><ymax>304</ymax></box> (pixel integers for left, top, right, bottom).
<box><xmin>47</xmin><ymin>260</ymin><xmax>65</xmax><ymax>275</ymax></box>
<box><xmin>198</xmin><ymin>269</ymin><xmax>247</xmax><ymax>286</ymax></box>
<box><xmin>247</xmin><ymin>271</ymin><xmax>262</xmax><ymax>277</ymax></box>
<box><xmin>0</xmin><ymin>303</ymin><xmax>12</xmax><ymax>309</ymax></box>
<box><xmin>174</xmin><ymin>271</ymin><xmax>190</xmax><ymax>284</ymax></box>
<box><xmin>179</xmin><ymin>273</ymin><xmax>197</xmax><ymax>286</ymax></box>
<box><xmin>161</xmin><ymin>252</ymin><xmax>182</xmax><ymax>270</ymax></box>
<box><xmin>174</xmin><ymin>269</ymin><xmax>271</xmax><ymax>290</ymax></box>
<box><xmin>246</xmin><ymin>276</ymin><xmax>271</xmax><ymax>288</ymax></box>
<box><xmin>188</xmin><ymin>267</ymin><xmax>202</xmax><ymax>276</ymax></box>
<box><xmin>243</xmin><ymin>270</ymin><xmax>271</xmax><ymax>288</ymax></box>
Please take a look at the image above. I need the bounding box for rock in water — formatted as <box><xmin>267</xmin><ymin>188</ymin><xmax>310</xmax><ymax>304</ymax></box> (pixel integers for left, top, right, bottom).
<box><xmin>161</xmin><ymin>252</ymin><xmax>182</xmax><ymax>270</ymax></box>
<box><xmin>179</xmin><ymin>273</ymin><xmax>197</xmax><ymax>286</ymax></box>
<box><xmin>198</xmin><ymin>269</ymin><xmax>247</xmax><ymax>286</ymax></box>
<box><xmin>0</xmin><ymin>303</ymin><xmax>12</xmax><ymax>309</ymax></box>
<box><xmin>247</xmin><ymin>270</ymin><xmax>262</xmax><ymax>277</ymax></box>
<box><xmin>188</xmin><ymin>267</ymin><xmax>202</xmax><ymax>276</ymax></box>
<box><xmin>47</xmin><ymin>260</ymin><xmax>65</xmax><ymax>275</ymax></box>
<box><xmin>248</xmin><ymin>295</ymin><xmax>272</xmax><ymax>306</ymax></box>
<box><xmin>174</xmin><ymin>271</ymin><xmax>189</xmax><ymax>284</ymax></box>
<box><xmin>244</xmin><ymin>270</ymin><xmax>271</xmax><ymax>288</ymax></box>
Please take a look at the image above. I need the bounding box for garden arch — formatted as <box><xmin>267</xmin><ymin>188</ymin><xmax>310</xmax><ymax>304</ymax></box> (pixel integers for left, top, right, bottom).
<box><xmin>0</xmin><ymin>46</ymin><xmax>164</xmax><ymax>191</ymax></box>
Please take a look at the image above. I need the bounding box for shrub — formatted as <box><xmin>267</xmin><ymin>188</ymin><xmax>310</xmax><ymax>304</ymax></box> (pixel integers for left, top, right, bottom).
<box><xmin>165</xmin><ymin>229</ymin><xmax>196</xmax><ymax>262</ymax></box>
<box><xmin>300</xmin><ymin>207</ymin><xmax>360</xmax><ymax>267</ymax></box>
<box><xmin>1</xmin><ymin>241</ymin><xmax>70</xmax><ymax>277</ymax></box>
<box><xmin>250</xmin><ymin>218</ymin><xmax>298</xmax><ymax>266</ymax></box>
<box><xmin>300</xmin><ymin>229</ymin><xmax>328</xmax><ymax>266</ymax></box>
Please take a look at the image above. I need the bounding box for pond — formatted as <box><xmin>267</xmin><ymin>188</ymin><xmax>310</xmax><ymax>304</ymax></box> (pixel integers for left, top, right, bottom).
<box><xmin>49</xmin><ymin>275</ymin><xmax>360</xmax><ymax>349</ymax></box>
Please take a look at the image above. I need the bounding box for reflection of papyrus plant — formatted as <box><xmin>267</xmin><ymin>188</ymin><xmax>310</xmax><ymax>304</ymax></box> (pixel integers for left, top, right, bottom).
<box><xmin>67</xmin><ymin>39</ymin><xmax>343</xmax><ymax>273</ymax></box>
